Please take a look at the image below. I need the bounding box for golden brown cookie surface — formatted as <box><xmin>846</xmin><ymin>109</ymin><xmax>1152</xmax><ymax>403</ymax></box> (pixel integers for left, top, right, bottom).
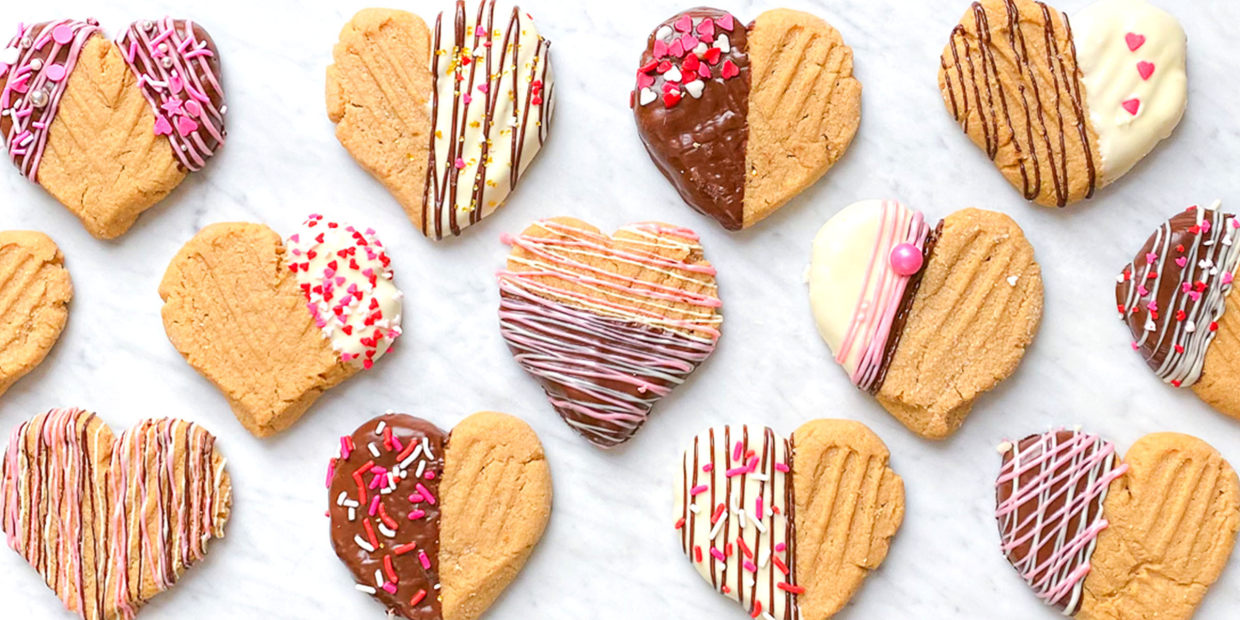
<box><xmin>327</xmin><ymin>411</ymin><xmax>551</xmax><ymax>620</ymax></box>
<box><xmin>633</xmin><ymin>7</ymin><xmax>859</xmax><ymax>231</ymax></box>
<box><xmin>876</xmin><ymin>208</ymin><xmax>1042</xmax><ymax>438</ymax></box>
<box><xmin>674</xmin><ymin>420</ymin><xmax>903</xmax><ymax>618</ymax></box>
<box><xmin>0</xmin><ymin>231</ymin><xmax>71</xmax><ymax>397</ymax></box>
<box><xmin>1</xmin><ymin>19</ymin><xmax>227</xmax><ymax>239</ymax></box>
<box><xmin>0</xmin><ymin>407</ymin><xmax>231</xmax><ymax>620</ymax></box>
<box><xmin>497</xmin><ymin>217</ymin><xmax>722</xmax><ymax>448</ymax></box>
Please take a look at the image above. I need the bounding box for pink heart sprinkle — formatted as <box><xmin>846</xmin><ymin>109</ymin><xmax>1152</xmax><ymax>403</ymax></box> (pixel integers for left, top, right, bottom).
<box><xmin>680</xmin><ymin>34</ymin><xmax>698</xmax><ymax>51</ymax></box>
<box><xmin>636</xmin><ymin>72</ymin><xmax>654</xmax><ymax>89</ymax></box>
<box><xmin>153</xmin><ymin>115</ymin><xmax>173</xmax><ymax>136</ymax></box>
<box><xmin>1182</xmin><ymin>282</ymin><xmax>1191</xmax><ymax>293</ymax></box>
<box><xmin>169</xmin><ymin>75</ymin><xmax>184</xmax><ymax>95</ymax></box>
<box><xmin>477</xmin><ymin>82</ymin><xmax>489</xmax><ymax>94</ymax></box>
<box><xmin>1137</xmin><ymin>285</ymin><xmax>1149</xmax><ymax>296</ymax></box>
<box><xmin>698</xmin><ymin>64</ymin><xmax>711</xmax><ymax>79</ymax></box>
<box><xmin>176</xmin><ymin>116</ymin><xmax>199</xmax><ymax>137</ymax></box>
<box><xmin>1125</xmin><ymin>32</ymin><xmax>1145</xmax><ymax>51</ymax></box>
<box><xmin>184</xmin><ymin>100</ymin><xmax>203</xmax><ymax>117</ymax></box>
<box><xmin>1189</xmin><ymin>291</ymin><xmax>1202</xmax><ymax>301</ymax></box>
<box><xmin>1122</xmin><ymin>98</ymin><xmax>1141</xmax><ymax>115</ymax></box>
<box><xmin>43</xmin><ymin>64</ymin><xmax>66</xmax><ymax>81</ymax></box>
<box><xmin>653</xmin><ymin>39</ymin><xmax>668</xmax><ymax>57</ymax></box>
<box><xmin>1176</xmin><ymin>257</ymin><xmax>1187</xmax><ymax>267</ymax></box>
<box><xmin>718</xmin><ymin>14</ymin><xmax>735</xmax><ymax>32</ymax></box>
<box><xmin>1137</xmin><ymin>61</ymin><xmax>1155</xmax><ymax>80</ymax></box>
<box><xmin>668</xmin><ymin>39</ymin><xmax>685</xmax><ymax>58</ymax></box>
<box><xmin>697</xmin><ymin>18</ymin><xmax>715</xmax><ymax>39</ymax></box>
<box><xmin>1225</xmin><ymin>272</ymin><xmax>1235</xmax><ymax>285</ymax></box>
<box><xmin>674</xmin><ymin>15</ymin><xmax>693</xmax><ymax>33</ymax></box>
<box><xmin>52</xmin><ymin>25</ymin><xmax>74</xmax><ymax>45</ymax></box>
<box><xmin>1145</xmin><ymin>252</ymin><xmax>1158</xmax><ymax>263</ymax></box>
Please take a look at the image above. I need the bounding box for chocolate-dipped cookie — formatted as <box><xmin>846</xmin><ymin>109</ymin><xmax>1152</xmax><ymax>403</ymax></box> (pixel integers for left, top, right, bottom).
<box><xmin>497</xmin><ymin>217</ymin><xmax>722</xmax><ymax>448</ymax></box>
<box><xmin>632</xmin><ymin>8</ymin><xmax>860</xmax><ymax>231</ymax></box>
<box><xmin>809</xmin><ymin>200</ymin><xmax>1043</xmax><ymax>439</ymax></box>
<box><xmin>996</xmin><ymin>429</ymin><xmax>1239</xmax><ymax>619</ymax></box>
<box><xmin>939</xmin><ymin>0</ymin><xmax>1186</xmax><ymax>207</ymax></box>
<box><xmin>327</xmin><ymin>411</ymin><xmax>551</xmax><ymax>620</ymax></box>
<box><xmin>674</xmin><ymin>420</ymin><xmax>903</xmax><ymax>619</ymax></box>
<box><xmin>1</xmin><ymin>18</ymin><xmax>226</xmax><ymax>238</ymax></box>
<box><xmin>327</xmin><ymin>2</ymin><xmax>554</xmax><ymax>240</ymax></box>
<box><xmin>1116</xmin><ymin>203</ymin><xmax>1240</xmax><ymax>419</ymax></box>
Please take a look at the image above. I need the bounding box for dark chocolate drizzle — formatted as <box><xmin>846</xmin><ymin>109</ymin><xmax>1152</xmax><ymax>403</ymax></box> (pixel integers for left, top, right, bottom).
<box><xmin>868</xmin><ymin>219</ymin><xmax>943</xmax><ymax>395</ymax></box>
<box><xmin>329</xmin><ymin>414</ymin><xmax>446</xmax><ymax>620</ymax></box>
<box><xmin>940</xmin><ymin>0</ymin><xmax>1096</xmax><ymax>207</ymax></box>
<box><xmin>633</xmin><ymin>8</ymin><xmax>750</xmax><ymax>230</ymax></box>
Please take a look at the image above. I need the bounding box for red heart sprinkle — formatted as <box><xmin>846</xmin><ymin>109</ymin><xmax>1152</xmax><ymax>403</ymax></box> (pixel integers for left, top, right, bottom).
<box><xmin>720</xmin><ymin>60</ymin><xmax>739</xmax><ymax>80</ymax></box>
<box><xmin>636</xmin><ymin>72</ymin><xmax>654</xmax><ymax>89</ymax></box>
<box><xmin>1137</xmin><ymin>61</ymin><xmax>1155</xmax><ymax>80</ymax></box>
<box><xmin>657</xmin><ymin>60</ymin><xmax>672</xmax><ymax>74</ymax></box>
<box><xmin>1125</xmin><ymin>32</ymin><xmax>1145</xmax><ymax>51</ymax></box>
<box><xmin>663</xmin><ymin>90</ymin><xmax>682</xmax><ymax>107</ymax></box>
<box><xmin>639</xmin><ymin>60</ymin><xmax>658</xmax><ymax>74</ymax></box>
<box><xmin>1121</xmin><ymin>98</ymin><xmax>1140</xmax><ymax>115</ymax></box>
<box><xmin>683</xmin><ymin>53</ymin><xmax>700</xmax><ymax>73</ymax></box>
<box><xmin>703</xmin><ymin>47</ymin><xmax>721</xmax><ymax>65</ymax></box>
<box><xmin>1175</xmin><ymin>344</ymin><xmax>1185</xmax><ymax>354</ymax></box>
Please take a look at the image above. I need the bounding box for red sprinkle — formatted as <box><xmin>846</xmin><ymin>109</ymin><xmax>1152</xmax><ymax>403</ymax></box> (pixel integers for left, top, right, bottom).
<box><xmin>674</xmin><ymin>517</ymin><xmax>685</xmax><ymax>530</ymax></box>
<box><xmin>394</xmin><ymin>542</ymin><xmax>418</xmax><ymax>555</ymax></box>
<box><xmin>383</xmin><ymin>554</ymin><xmax>398</xmax><ymax>582</ymax></box>
<box><xmin>362</xmin><ymin>518</ymin><xmax>379</xmax><ymax>548</ymax></box>
<box><xmin>410</xmin><ymin>589</ymin><xmax>427</xmax><ymax>606</ymax></box>
<box><xmin>778</xmin><ymin>582</ymin><xmax>806</xmax><ymax>595</ymax></box>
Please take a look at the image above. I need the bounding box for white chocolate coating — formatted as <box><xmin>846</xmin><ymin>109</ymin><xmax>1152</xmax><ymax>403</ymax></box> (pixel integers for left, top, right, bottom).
<box><xmin>1075</xmin><ymin>0</ymin><xmax>1187</xmax><ymax>184</ymax></box>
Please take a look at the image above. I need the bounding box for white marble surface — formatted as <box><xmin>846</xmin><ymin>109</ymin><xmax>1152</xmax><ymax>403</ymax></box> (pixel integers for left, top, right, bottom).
<box><xmin>1</xmin><ymin>0</ymin><xmax>1238</xmax><ymax>618</ymax></box>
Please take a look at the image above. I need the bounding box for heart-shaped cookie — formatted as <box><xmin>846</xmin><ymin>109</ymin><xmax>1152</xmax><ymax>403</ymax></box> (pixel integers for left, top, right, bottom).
<box><xmin>0</xmin><ymin>230</ymin><xmax>71</xmax><ymax>398</ymax></box>
<box><xmin>674</xmin><ymin>420</ymin><xmax>903</xmax><ymax>618</ymax></box>
<box><xmin>497</xmin><ymin>217</ymin><xmax>722</xmax><ymax>448</ymax></box>
<box><xmin>996</xmin><ymin>429</ymin><xmax>1239</xmax><ymax>618</ymax></box>
<box><xmin>809</xmin><ymin>200</ymin><xmax>1043</xmax><ymax>439</ymax></box>
<box><xmin>939</xmin><ymin>0</ymin><xmax>1186</xmax><ymax>207</ymax></box>
<box><xmin>327</xmin><ymin>411</ymin><xmax>551</xmax><ymax>620</ymax></box>
<box><xmin>1</xmin><ymin>17</ymin><xmax>226</xmax><ymax>238</ymax></box>
<box><xmin>632</xmin><ymin>7</ymin><xmax>860</xmax><ymax>230</ymax></box>
<box><xmin>1</xmin><ymin>407</ymin><xmax>232</xmax><ymax>620</ymax></box>
<box><xmin>159</xmin><ymin>214</ymin><xmax>403</xmax><ymax>437</ymax></box>
<box><xmin>1116</xmin><ymin>203</ymin><xmax>1240</xmax><ymax>420</ymax></box>
<box><xmin>326</xmin><ymin>2</ymin><xmax>554</xmax><ymax>240</ymax></box>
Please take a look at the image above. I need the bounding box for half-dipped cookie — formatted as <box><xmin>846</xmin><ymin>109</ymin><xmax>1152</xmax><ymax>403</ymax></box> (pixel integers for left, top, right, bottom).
<box><xmin>632</xmin><ymin>7</ymin><xmax>860</xmax><ymax>230</ymax></box>
<box><xmin>809</xmin><ymin>200</ymin><xmax>1043</xmax><ymax>439</ymax></box>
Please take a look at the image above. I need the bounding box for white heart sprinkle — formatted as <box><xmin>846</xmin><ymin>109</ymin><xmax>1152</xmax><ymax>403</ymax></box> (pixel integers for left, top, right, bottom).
<box><xmin>693</xmin><ymin>42</ymin><xmax>709</xmax><ymax>57</ymax></box>
<box><xmin>664</xmin><ymin>66</ymin><xmax>682</xmax><ymax>83</ymax></box>
<box><xmin>683</xmin><ymin>80</ymin><xmax>705</xmax><ymax>98</ymax></box>
<box><xmin>639</xmin><ymin>88</ymin><xmax>656</xmax><ymax>106</ymax></box>
<box><xmin>656</xmin><ymin>25</ymin><xmax>674</xmax><ymax>42</ymax></box>
<box><xmin>715</xmin><ymin>34</ymin><xmax>731</xmax><ymax>53</ymax></box>
<box><xmin>1144</xmin><ymin>319</ymin><xmax>1157</xmax><ymax>332</ymax></box>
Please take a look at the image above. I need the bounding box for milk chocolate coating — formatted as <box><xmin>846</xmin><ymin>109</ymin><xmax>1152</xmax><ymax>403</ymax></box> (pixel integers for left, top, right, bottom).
<box><xmin>329</xmin><ymin>414</ymin><xmax>446</xmax><ymax>620</ymax></box>
<box><xmin>633</xmin><ymin>8</ymin><xmax>750</xmax><ymax>231</ymax></box>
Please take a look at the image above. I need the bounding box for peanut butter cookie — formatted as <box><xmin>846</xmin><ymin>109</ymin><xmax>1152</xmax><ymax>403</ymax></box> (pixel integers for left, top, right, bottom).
<box><xmin>996</xmin><ymin>429</ymin><xmax>1239</xmax><ymax>618</ymax></box>
<box><xmin>159</xmin><ymin>215</ymin><xmax>403</xmax><ymax>437</ymax></box>
<box><xmin>327</xmin><ymin>411</ymin><xmax>551</xmax><ymax>620</ymax></box>
<box><xmin>939</xmin><ymin>0</ymin><xmax>1186</xmax><ymax>207</ymax></box>
<box><xmin>633</xmin><ymin>7</ymin><xmax>860</xmax><ymax>230</ymax></box>
<box><xmin>1</xmin><ymin>18</ymin><xmax>226</xmax><ymax>238</ymax></box>
<box><xmin>0</xmin><ymin>230</ymin><xmax>71</xmax><ymax>398</ymax></box>
<box><xmin>326</xmin><ymin>2</ymin><xmax>554</xmax><ymax>240</ymax></box>
<box><xmin>809</xmin><ymin>201</ymin><xmax>1043</xmax><ymax>439</ymax></box>
<box><xmin>674</xmin><ymin>420</ymin><xmax>904</xmax><ymax>619</ymax></box>
<box><xmin>497</xmin><ymin>217</ymin><xmax>722</xmax><ymax>448</ymax></box>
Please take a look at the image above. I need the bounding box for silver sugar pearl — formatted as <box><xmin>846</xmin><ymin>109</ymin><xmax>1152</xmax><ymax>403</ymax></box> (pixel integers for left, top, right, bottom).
<box><xmin>19</xmin><ymin>36</ymin><xmax>32</xmax><ymax>48</ymax></box>
<box><xmin>28</xmin><ymin>89</ymin><xmax>48</xmax><ymax>108</ymax></box>
<box><xmin>140</xmin><ymin>20</ymin><xmax>154</xmax><ymax>32</ymax></box>
<box><xmin>157</xmin><ymin>43</ymin><xmax>169</xmax><ymax>54</ymax></box>
<box><xmin>161</xmin><ymin>56</ymin><xmax>173</xmax><ymax>68</ymax></box>
<box><xmin>28</xmin><ymin>58</ymin><xmax>42</xmax><ymax>71</ymax></box>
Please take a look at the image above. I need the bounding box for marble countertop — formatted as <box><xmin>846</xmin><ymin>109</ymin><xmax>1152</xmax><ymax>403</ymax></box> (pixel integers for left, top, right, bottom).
<box><xmin>2</xmin><ymin>0</ymin><xmax>1239</xmax><ymax>618</ymax></box>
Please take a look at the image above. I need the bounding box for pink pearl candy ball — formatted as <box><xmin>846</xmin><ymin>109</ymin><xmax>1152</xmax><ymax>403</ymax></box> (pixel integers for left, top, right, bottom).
<box><xmin>889</xmin><ymin>243</ymin><xmax>923</xmax><ymax>276</ymax></box>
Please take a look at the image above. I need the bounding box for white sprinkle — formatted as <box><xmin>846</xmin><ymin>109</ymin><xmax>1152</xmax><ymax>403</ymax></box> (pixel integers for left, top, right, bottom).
<box><xmin>708</xmin><ymin>515</ymin><xmax>728</xmax><ymax>541</ymax></box>
<box><xmin>355</xmin><ymin>584</ymin><xmax>376</xmax><ymax>594</ymax></box>
<box><xmin>336</xmin><ymin>491</ymin><xmax>348</xmax><ymax>506</ymax></box>
<box><xmin>1115</xmin><ymin>273</ymin><xmax>1126</xmax><ymax>283</ymax></box>
<box><xmin>421</xmin><ymin>437</ymin><xmax>435</xmax><ymax>460</ymax></box>
<box><xmin>689</xmin><ymin>503</ymin><xmax>701</xmax><ymax>514</ymax></box>
<box><xmin>354</xmin><ymin>534</ymin><xmax>374</xmax><ymax>552</ymax></box>
<box><xmin>655</xmin><ymin>25</ymin><xmax>673</xmax><ymax>41</ymax></box>
<box><xmin>347</xmin><ymin>507</ymin><xmax>356</xmax><ymax>521</ymax></box>
<box><xmin>683</xmin><ymin>80</ymin><xmax>704</xmax><ymax>98</ymax></box>
<box><xmin>374</xmin><ymin>569</ymin><xmax>384</xmax><ymax>587</ymax></box>
<box><xmin>415</xmin><ymin>460</ymin><xmax>427</xmax><ymax>479</ymax></box>
<box><xmin>996</xmin><ymin>441</ymin><xmax>1013</xmax><ymax>454</ymax></box>
<box><xmin>748</xmin><ymin>472</ymin><xmax>769</xmax><ymax>482</ymax></box>
<box><xmin>751</xmin><ymin>515</ymin><xmax>767</xmax><ymax>533</ymax></box>
<box><xmin>759</xmin><ymin>548</ymin><xmax>771</xmax><ymax>568</ymax></box>
<box><xmin>399</xmin><ymin>445</ymin><xmax>423</xmax><ymax>470</ymax></box>
<box><xmin>368</xmin><ymin>443</ymin><xmax>381</xmax><ymax>458</ymax></box>
<box><xmin>1186</xmin><ymin>320</ymin><xmax>1197</xmax><ymax>333</ymax></box>
<box><xmin>664</xmin><ymin>66</ymin><xmax>682</xmax><ymax>83</ymax></box>
<box><xmin>343</xmin><ymin>499</ymin><xmax>359</xmax><ymax>508</ymax></box>
<box><xmin>692</xmin><ymin>41</ymin><xmax>708</xmax><ymax>56</ymax></box>
<box><xmin>375</xmin><ymin>421</ymin><xmax>387</xmax><ymax>435</ymax></box>
<box><xmin>378</xmin><ymin>523</ymin><xmax>397</xmax><ymax>538</ymax></box>
<box><xmin>716</xmin><ymin>34</ymin><xmax>731</xmax><ymax>53</ymax></box>
<box><xmin>1144</xmin><ymin>319</ymin><xmax>1157</xmax><ymax>332</ymax></box>
<box><xmin>1006</xmin><ymin>275</ymin><xmax>1019</xmax><ymax>286</ymax></box>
